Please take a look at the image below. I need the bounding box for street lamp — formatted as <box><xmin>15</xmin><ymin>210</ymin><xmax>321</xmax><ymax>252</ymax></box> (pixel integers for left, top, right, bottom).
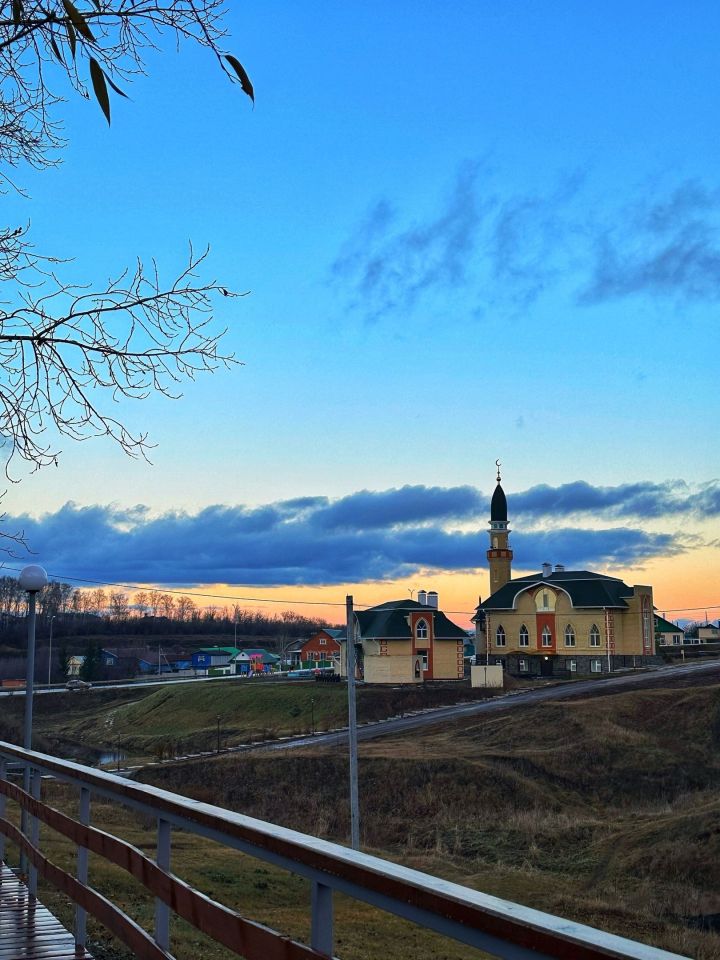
<box><xmin>19</xmin><ymin>564</ymin><xmax>49</xmax><ymax>754</ymax></box>
<box><xmin>18</xmin><ymin>563</ymin><xmax>48</xmax><ymax>874</ymax></box>
<box><xmin>310</xmin><ymin>697</ymin><xmax>315</xmax><ymax>736</ymax></box>
<box><xmin>47</xmin><ymin>614</ymin><xmax>56</xmax><ymax>686</ymax></box>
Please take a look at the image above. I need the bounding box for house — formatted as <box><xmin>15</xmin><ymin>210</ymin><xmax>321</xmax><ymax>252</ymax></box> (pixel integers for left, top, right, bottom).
<box><xmin>300</xmin><ymin>628</ymin><xmax>345</xmax><ymax>668</ymax></box>
<box><xmin>191</xmin><ymin>646</ymin><xmax>240</xmax><ymax>674</ymax></box>
<box><xmin>231</xmin><ymin>649</ymin><xmax>280</xmax><ymax>675</ymax></box>
<box><xmin>338</xmin><ymin>592</ymin><xmax>467</xmax><ymax>684</ymax></box>
<box><xmin>474</xmin><ymin>469</ymin><xmax>659</xmax><ymax>678</ymax></box>
<box><xmin>698</xmin><ymin>623</ymin><xmax>720</xmax><ymax>643</ymax></box>
<box><xmin>655</xmin><ymin>615</ymin><xmax>684</xmax><ymax>647</ymax></box>
<box><xmin>283</xmin><ymin>639</ymin><xmax>305</xmax><ymax>668</ymax></box>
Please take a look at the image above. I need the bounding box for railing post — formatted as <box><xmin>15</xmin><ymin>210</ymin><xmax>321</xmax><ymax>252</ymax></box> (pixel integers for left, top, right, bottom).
<box><xmin>155</xmin><ymin>818</ymin><xmax>171</xmax><ymax>951</ymax></box>
<box><xmin>0</xmin><ymin>757</ymin><xmax>6</xmax><ymax>865</ymax></box>
<box><xmin>311</xmin><ymin>881</ymin><xmax>333</xmax><ymax>956</ymax></box>
<box><xmin>27</xmin><ymin>767</ymin><xmax>41</xmax><ymax>897</ymax></box>
<box><xmin>75</xmin><ymin>786</ymin><xmax>91</xmax><ymax>949</ymax></box>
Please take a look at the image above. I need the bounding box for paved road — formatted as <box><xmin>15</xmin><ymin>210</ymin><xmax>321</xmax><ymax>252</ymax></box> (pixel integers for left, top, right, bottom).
<box><xmin>0</xmin><ymin>672</ymin><xmax>311</xmax><ymax>698</ymax></box>
<box><xmin>258</xmin><ymin>659</ymin><xmax>720</xmax><ymax>753</ymax></box>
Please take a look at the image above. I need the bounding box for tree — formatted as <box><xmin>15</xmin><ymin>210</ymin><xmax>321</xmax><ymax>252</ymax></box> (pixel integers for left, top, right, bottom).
<box><xmin>79</xmin><ymin>637</ymin><xmax>99</xmax><ymax>680</ymax></box>
<box><xmin>0</xmin><ymin>3</ymin><xmax>253</xmax><ymax>484</ymax></box>
<box><xmin>108</xmin><ymin>590</ymin><xmax>129</xmax><ymax>619</ymax></box>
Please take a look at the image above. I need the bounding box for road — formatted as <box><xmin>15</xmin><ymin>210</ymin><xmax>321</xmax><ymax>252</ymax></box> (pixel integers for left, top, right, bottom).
<box><xmin>0</xmin><ymin>671</ymin><xmax>308</xmax><ymax>698</ymax></box>
<box><xmin>258</xmin><ymin>659</ymin><xmax>720</xmax><ymax>753</ymax></box>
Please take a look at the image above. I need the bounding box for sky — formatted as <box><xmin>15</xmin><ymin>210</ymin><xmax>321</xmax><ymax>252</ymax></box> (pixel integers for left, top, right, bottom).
<box><xmin>1</xmin><ymin>1</ymin><xmax>719</xmax><ymax>627</ymax></box>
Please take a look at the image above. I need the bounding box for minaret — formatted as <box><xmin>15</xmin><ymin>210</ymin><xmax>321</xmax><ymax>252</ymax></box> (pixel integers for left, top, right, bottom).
<box><xmin>487</xmin><ymin>461</ymin><xmax>513</xmax><ymax>594</ymax></box>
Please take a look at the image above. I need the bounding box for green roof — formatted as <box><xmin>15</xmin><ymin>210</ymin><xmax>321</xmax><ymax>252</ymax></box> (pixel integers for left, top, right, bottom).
<box><xmin>654</xmin><ymin>615</ymin><xmax>683</xmax><ymax>635</ymax></box>
<box><xmin>354</xmin><ymin>600</ymin><xmax>467</xmax><ymax>641</ymax></box>
<box><xmin>195</xmin><ymin>646</ymin><xmax>241</xmax><ymax>656</ymax></box>
<box><xmin>476</xmin><ymin>570</ymin><xmax>634</xmax><ymax>614</ymax></box>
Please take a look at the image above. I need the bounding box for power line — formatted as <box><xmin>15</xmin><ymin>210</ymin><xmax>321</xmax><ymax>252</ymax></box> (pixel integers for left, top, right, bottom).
<box><xmin>0</xmin><ymin>565</ymin><xmax>477</xmax><ymax>617</ymax></box>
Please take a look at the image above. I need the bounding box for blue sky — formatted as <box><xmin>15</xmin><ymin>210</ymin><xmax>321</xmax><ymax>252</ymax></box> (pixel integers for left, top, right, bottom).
<box><xmin>2</xmin><ymin>2</ymin><xmax>719</xmax><ymax>621</ymax></box>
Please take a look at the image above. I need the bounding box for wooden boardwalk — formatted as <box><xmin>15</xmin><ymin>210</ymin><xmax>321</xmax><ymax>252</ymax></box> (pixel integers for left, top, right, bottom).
<box><xmin>0</xmin><ymin>864</ymin><xmax>92</xmax><ymax>960</ymax></box>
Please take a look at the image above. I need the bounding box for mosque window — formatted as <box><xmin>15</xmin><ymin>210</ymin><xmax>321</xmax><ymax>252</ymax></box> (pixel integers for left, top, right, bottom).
<box><xmin>416</xmin><ymin>619</ymin><xmax>428</xmax><ymax>640</ymax></box>
<box><xmin>519</xmin><ymin>624</ymin><xmax>529</xmax><ymax>647</ymax></box>
<box><xmin>496</xmin><ymin>625</ymin><xmax>506</xmax><ymax>647</ymax></box>
<box><xmin>589</xmin><ymin>624</ymin><xmax>601</xmax><ymax>647</ymax></box>
<box><xmin>542</xmin><ymin>626</ymin><xmax>552</xmax><ymax>647</ymax></box>
<box><xmin>564</xmin><ymin>625</ymin><xmax>576</xmax><ymax>647</ymax></box>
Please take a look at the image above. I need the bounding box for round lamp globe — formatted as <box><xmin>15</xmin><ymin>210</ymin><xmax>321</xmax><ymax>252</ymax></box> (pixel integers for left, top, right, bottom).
<box><xmin>18</xmin><ymin>564</ymin><xmax>49</xmax><ymax>593</ymax></box>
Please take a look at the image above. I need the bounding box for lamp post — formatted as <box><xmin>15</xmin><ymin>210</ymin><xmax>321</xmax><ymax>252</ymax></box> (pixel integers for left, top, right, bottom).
<box><xmin>47</xmin><ymin>614</ymin><xmax>56</xmax><ymax>686</ymax></box>
<box><xmin>216</xmin><ymin>715</ymin><xmax>221</xmax><ymax>753</ymax></box>
<box><xmin>19</xmin><ymin>564</ymin><xmax>48</xmax><ymax>876</ymax></box>
<box><xmin>19</xmin><ymin>565</ymin><xmax>49</xmax><ymax>755</ymax></box>
<box><xmin>310</xmin><ymin>697</ymin><xmax>315</xmax><ymax>736</ymax></box>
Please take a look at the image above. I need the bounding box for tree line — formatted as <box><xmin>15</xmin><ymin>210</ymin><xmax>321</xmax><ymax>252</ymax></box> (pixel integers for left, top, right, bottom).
<box><xmin>0</xmin><ymin>576</ymin><xmax>332</xmax><ymax>648</ymax></box>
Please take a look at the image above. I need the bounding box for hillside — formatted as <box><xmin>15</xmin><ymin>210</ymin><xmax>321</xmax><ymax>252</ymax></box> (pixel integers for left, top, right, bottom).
<box><xmin>140</xmin><ymin>679</ymin><xmax>720</xmax><ymax>958</ymax></box>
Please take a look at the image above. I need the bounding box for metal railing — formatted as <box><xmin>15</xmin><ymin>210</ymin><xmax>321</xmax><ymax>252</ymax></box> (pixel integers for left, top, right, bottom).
<box><xmin>0</xmin><ymin>740</ymin><xmax>688</xmax><ymax>960</ymax></box>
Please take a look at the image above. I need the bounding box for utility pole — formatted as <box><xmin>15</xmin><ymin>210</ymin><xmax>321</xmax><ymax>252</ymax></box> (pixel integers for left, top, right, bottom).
<box><xmin>346</xmin><ymin>595</ymin><xmax>360</xmax><ymax>850</ymax></box>
<box><xmin>47</xmin><ymin>614</ymin><xmax>56</xmax><ymax>685</ymax></box>
<box><xmin>216</xmin><ymin>715</ymin><xmax>221</xmax><ymax>753</ymax></box>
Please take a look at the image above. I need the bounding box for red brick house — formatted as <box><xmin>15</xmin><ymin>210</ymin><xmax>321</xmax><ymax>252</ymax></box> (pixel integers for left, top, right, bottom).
<box><xmin>300</xmin><ymin>628</ymin><xmax>345</xmax><ymax>667</ymax></box>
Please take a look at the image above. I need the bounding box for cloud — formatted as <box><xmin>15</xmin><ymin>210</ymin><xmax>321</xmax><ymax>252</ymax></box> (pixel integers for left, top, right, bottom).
<box><xmin>508</xmin><ymin>479</ymin><xmax>720</xmax><ymax>520</ymax></box>
<box><xmin>332</xmin><ymin>172</ymin><xmax>720</xmax><ymax>320</ymax></box>
<box><xmin>579</xmin><ymin>180</ymin><xmax>720</xmax><ymax>303</ymax></box>
<box><xmin>331</xmin><ymin>161</ymin><xmax>488</xmax><ymax>321</ymax></box>
<box><xmin>1</xmin><ymin>478</ymin><xmax>706</xmax><ymax>588</ymax></box>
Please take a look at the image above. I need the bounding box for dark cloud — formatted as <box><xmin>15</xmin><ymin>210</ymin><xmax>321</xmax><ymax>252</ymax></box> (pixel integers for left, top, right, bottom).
<box><xmin>3</xmin><ymin>478</ymin><xmax>706</xmax><ymax>587</ymax></box>
<box><xmin>509</xmin><ymin>479</ymin><xmax>720</xmax><ymax>520</ymax></box>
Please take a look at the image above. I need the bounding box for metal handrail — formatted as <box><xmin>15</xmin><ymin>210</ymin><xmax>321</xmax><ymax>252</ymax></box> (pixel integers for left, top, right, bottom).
<box><xmin>0</xmin><ymin>740</ymin><xmax>689</xmax><ymax>960</ymax></box>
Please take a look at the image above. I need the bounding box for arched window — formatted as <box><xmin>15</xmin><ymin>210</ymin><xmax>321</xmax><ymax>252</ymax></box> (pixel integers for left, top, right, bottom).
<box><xmin>496</xmin><ymin>624</ymin><xmax>506</xmax><ymax>647</ymax></box>
<box><xmin>589</xmin><ymin>624</ymin><xmax>601</xmax><ymax>647</ymax></box>
<box><xmin>519</xmin><ymin>624</ymin><xmax>529</xmax><ymax>647</ymax></box>
<box><xmin>542</xmin><ymin>626</ymin><xmax>552</xmax><ymax>647</ymax></box>
<box><xmin>564</xmin><ymin>624</ymin><xmax>576</xmax><ymax>647</ymax></box>
<box><xmin>416</xmin><ymin>619</ymin><xmax>428</xmax><ymax>641</ymax></box>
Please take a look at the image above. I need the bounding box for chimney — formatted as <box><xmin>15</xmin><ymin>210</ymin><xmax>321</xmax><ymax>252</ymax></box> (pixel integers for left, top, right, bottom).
<box><xmin>542</xmin><ymin>562</ymin><xmax>552</xmax><ymax>578</ymax></box>
<box><xmin>417</xmin><ymin>589</ymin><xmax>427</xmax><ymax>606</ymax></box>
<box><xmin>554</xmin><ymin>563</ymin><xmax>565</xmax><ymax>573</ymax></box>
<box><xmin>427</xmin><ymin>590</ymin><xmax>439</xmax><ymax>609</ymax></box>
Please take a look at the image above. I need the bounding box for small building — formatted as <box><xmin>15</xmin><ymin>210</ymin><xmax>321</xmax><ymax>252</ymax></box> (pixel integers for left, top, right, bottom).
<box><xmin>300</xmin><ymin>628</ymin><xmax>345</xmax><ymax>668</ymax></box>
<box><xmin>654</xmin><ymin>615</ymin><xmax>684</xmax><ymax>647</ymax></box>
<box><xmin>698</xmin><ymin>623</ymin><xmax>720</xmax><ymax>643</ymax></box>
<box><xmin>191</xmin><ymin>646</ymin><xmax>240</xmax><ymax>674</ymax></box>
<box><xmin>231</xmin><ymin>649</ymin><xmax>280</xmax><ymax>675</ymax></box>
<box><xmin>339</xmin><ymin>593</ymin><xmax>466</xmax><ymax>684</ymax></box>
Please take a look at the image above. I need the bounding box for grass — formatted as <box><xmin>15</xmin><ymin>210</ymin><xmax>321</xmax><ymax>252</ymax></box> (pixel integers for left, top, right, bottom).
<box><xmin>5</xmin><ymin>677</ymin><xmax>509</xmax><ymax>760</ymax></box>
<box><xmin>136</xmin><ymin>678</ymin><xmax>720</xmax><ymax>958</ymax></box>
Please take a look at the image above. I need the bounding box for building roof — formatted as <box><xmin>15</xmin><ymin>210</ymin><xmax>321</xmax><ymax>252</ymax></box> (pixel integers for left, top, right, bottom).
<box><xmin>305</xmin><ymin>628</ymin><xmax>345</xmax><ymax>643</ymax></box>
<box><xmin>231</xmin><ymin>648</ymin><xmax>280</xmax><ymax>664</ymax></box>
<box><xmin>490</xmin><ymin>482</ymin><xmax>507</xmax><ymax>522</ymax></box>
<box><xmin>354</xmin><ymin>599</ymin><xmax>467</xmax><ymax>641</ymax></box>
<box><xmin>193</xmin><ymin>646</ymin><xmax>241</xmax><ymax>657</ymax></box>
<box><xmin>654</xmin><ymin>615</ymin><xmax>682</xmax><ymax>634</ymax></box>
<box><xmin>476</xmin><ymin>570</ymin><xmax>635</xmax><ymax>613</ymax></box>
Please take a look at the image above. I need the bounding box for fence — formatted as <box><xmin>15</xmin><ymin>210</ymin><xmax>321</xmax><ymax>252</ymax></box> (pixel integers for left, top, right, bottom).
<box><xmin>0</xmin><ymin>740</ymin><xmax>688</xmax><ymax>960</ymax></box>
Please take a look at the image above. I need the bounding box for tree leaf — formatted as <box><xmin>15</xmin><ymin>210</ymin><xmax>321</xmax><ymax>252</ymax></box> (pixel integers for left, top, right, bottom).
<box><xmin>225</xmin><ymin>54</ymin><xmax>254</xmax><ymax>103</ymax></box>
<box><xmin>65</xmin><ymin>19</ymin><xmax>76</xmax><ymax>59</ymax></box>
<box><xmin>89</xmin><ymin>57</ymin><xmax>110</xmax><ymax>125</ymax></box>
<box><xmin>104</xmin><ymin>72</ymin><xmax>128</xmax><ymax>99</ymax></box>
<box><xmin>12</xmin><ymin>0</ymin><xmax>22</xmax><ymax>26</ymax></box>
<box><xmin>62</xmin><ymin>0</ymin><xmax>96</xmax><ymax>43</ymax></box>
<box><xmin>49</xmin><ymin>32</ymin><xmax>65</xmax><ymax>65</ymax></box>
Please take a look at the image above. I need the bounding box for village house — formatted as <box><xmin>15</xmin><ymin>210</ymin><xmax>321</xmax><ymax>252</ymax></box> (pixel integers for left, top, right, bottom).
<box><xmin>299</xmin><ymin>628</ymin><xmax>345</xmax><ymax>668</ymax></box>
<box><xmin>339</xmin><ymin>592</ymin><xmax>466</xmax><ymax>684</ymax></box>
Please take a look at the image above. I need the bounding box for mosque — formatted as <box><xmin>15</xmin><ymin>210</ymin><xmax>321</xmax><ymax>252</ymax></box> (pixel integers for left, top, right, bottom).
<box><xmin>473</xmin><ymin>467</ymin><xmax>659</xmax><ymax>677</ymax></box>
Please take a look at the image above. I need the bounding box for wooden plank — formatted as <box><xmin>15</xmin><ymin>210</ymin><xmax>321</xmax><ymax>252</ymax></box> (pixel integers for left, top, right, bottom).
<box><xmin>0</xmin><ymin>863</ymin><xmax>93</xmax><ymax>960</ymax></box>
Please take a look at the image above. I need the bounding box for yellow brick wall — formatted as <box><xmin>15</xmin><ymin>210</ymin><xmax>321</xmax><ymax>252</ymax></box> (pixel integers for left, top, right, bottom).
<box><xmin>432</xmin><ymin>640</ymin><xmax>464</xmax><ymax>679</ymax></box>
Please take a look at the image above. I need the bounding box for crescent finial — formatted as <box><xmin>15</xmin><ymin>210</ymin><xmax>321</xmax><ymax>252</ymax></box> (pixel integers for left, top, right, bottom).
<box><xmin>495</xmin><ymin>459</ymin><xmax>502</xmax><ymax>482</ymax></box>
